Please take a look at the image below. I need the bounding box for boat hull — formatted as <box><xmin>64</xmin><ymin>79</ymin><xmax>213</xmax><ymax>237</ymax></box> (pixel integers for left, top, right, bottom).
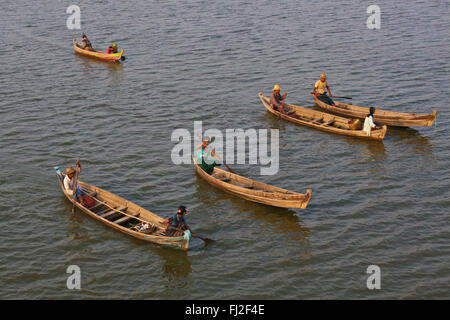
<box><xmin>55</xmin><ymin>167</ymin><xmax>190</xmax><ymax>250</ymax></box>
<box><xmin>313</xmin><ymin>95</ymin><xmax>437</xmax><ymax>127</ymax></box>
<box><xmin>259</xmin><ymin>93</ymin><xmax>387</xmax><ymax>141</ymax></box>
<box><xmin>73</xmin><ymin>38</ymin><xmax>123</xmax><ymax>61</ymax></box>
<box><xmin>193</xmin><ymin>155</ymin><xmax>311</xmax><ymax>209</ymax></box>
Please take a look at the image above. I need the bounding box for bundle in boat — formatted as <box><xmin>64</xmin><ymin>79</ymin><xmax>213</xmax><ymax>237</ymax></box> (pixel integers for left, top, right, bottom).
<box><xmin>192</xmin><ymin>154</ymin><xmax>312</xmax><ymax>209</ymax></box>
<box><xmin>73</xmin><ymin>38</ymin><xmax>124</xmax><ymax>62</ymax></box>
<box><xmin>312</xmin><ymin>95</ymin><xmax>437</xmax><ymax>127</ymax></box>
<box><xmin>55</xmin><ymin>166</ymin><xmax>191</xmax><ymax>250</ymax></box>
<box><xmin>259</xmin><ymin>92</ymin><xmax>387</xmax><ymax>141</ymax></box>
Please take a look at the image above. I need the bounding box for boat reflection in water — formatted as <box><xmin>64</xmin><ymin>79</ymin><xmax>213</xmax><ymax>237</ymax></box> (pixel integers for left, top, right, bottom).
<box><xmin>193</xmin><ymin>176</ymin><xmax>312</xmax><ymax>259</ymax></box>
<box><xmin>388</xmin><ymin>126</ymin><xmax>434</xmax><ymax>155</ymax></box>
<box><xmin>154</xmin><ymin>247</ymin><xmax>192</xmax><ymax>282</ymax></box>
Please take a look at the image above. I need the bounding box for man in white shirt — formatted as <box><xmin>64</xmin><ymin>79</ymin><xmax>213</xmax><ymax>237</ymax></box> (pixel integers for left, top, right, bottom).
<box><xmin>363</xmin><ymin>107</ymin><xmax>381</xmax><ymax>136</ymax></box>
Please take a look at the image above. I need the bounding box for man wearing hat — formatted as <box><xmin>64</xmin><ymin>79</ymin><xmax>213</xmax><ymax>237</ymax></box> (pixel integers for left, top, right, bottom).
<box><xmin>312</xmin><ymin>73</ymin><xmax>337</xmax><ymax>106</ymax></box>
<box><xmin>63</xmin><ymin>160</ymin><xmax>84</xmax><ymax>205</ymax></box>
<box><xmin>269</xmin><ymin>84</ymin><xmax>287</xmax><ymax>114</ymax></box>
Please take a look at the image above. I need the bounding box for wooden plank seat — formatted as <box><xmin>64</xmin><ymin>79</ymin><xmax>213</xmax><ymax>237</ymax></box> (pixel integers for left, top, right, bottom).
<box><xmin>100</xmin><ymin>206</ymin><xmax>127</xmax><ymax>219</ymax></box>
<box><xmin>91</xmin><ymin>205</ymin><xmax>109</xmax><ymax>214</ymax></box>
<box><xmin>95</xmin><ymin>205</ymin><xmax>115</xmax><ymax>215</ymax></box>
<box><xmin>87</xmin><ymin>202</ymin><xmax>103</xmax><ymax>211</ymax></box>
<box><xmin>81</xmin><ymin>188</ymin><xmax>97</xmax><ymax>198</ymax></box>
<box><xmin>113</xmin><ymin>212</ymin><xmax>140</xmax><ymax>226</ymax></box>
<box><xmin>212</xmin><ymin>173</ymin><xmax>232</xmax><ymax>183</ymax></box>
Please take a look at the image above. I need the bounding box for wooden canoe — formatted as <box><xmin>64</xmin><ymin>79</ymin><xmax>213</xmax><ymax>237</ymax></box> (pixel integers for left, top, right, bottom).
<box><xmin>55</xmin><ymin>166</ymin><xmax>190</xmax><ymax>250</ymax></box>
<box><xmin>192</xmin><ymin>154</ymin><xmax>312</xmax><ymax>209</ymax></box>
<box><xmin>73</xmin><ymin>38</ymin><xmax>124</xmax><ymax>61</ymax></box>
<box><xmin>259</xmin><ymin>93</ymin><xmax>387</xmax><ymax>141</ymax></box>
<box><xmin>313</xmin><ymin>95</ymin><xmax>437</xmax><ymax>127</ymax></box>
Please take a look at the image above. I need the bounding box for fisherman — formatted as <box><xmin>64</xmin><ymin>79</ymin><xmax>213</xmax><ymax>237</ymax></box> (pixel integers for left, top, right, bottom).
<box><xmin>196</xmin><ymin>138</ymin><xmax>220</xmax><ymax>175</ymax></box>
<box><xmin>164</xmin><ymin>206</ymin><xmax>191</xmax><ymax>236</ymax></box>
<box><xmin>269</xmin><ymin>84</ymin><xmax>287</xmax><ymax>114</ymax></box>
<box><xmin>363</xmin><ymin>106</ymin><xmax>381</xmax><ymax>136</ymax></box>
<box><xmin>107</xmin><ymin>43</ymin><xmax>118</xmax><ymax>54</ymax></box>
<box><xmin>63</xmin><ymin>160</ymin><xmax>85</xmax><ymax>205</ymax></box>
<box><xmin>80</xmin><ymin>34</ymin><xmax>93</xmax><ymax>51</ymax></box>
<box><xmin>312</xmin><ymin>73</ymin><xmax>337</xmax><ymax>106</ymax></box>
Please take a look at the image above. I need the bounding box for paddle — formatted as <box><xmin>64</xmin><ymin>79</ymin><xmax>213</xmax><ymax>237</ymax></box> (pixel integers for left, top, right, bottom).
<box><xmin>211</xmin><ymin>150</ymin><xmax>236</xmax><ymax>174</ymax></box>
<box><xmin>311</xmin><ymin>92</ymin><xmax>352</xmax><ymax>99</ymax></box>
<box><xmin>194</xmin><ymin>133</ymin><xmax>237</xmax><ymax>174</ymax></box>
<box><xmin>332</xmin><ymin>96</ymin><xmax>352</xmax><ymax>99</ymax></box>
<box><xmin>167</xmin><ymin>224</ymin><xmax>214</xmax><ymax>243</ymax></box>
<box><xmin>191</xmin><ymin>231</ymin><xmax>214</xmax><ymax>243</ymax></box>
<box><xmin>71</xmin><ymin>158</ymin><xmax>81</xmax><ymax>213</ymax></box>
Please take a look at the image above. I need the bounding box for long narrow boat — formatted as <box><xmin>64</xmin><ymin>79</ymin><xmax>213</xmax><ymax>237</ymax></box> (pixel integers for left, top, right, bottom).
<box><xmin>55</xmin><ymin>166</ymin><xmax>190</xmax><ymax>250</ymax></box>
<box><xmin>192</xmin><ymin>154</ymin><xmax>312</xmax><ymax>209</ymax></box>
<box><xmin>313</xmin><ymin>95</ymin><xmax>437</xmax><ymax>127</ymax></box>
<box><xmin>259</xmin><ymin>93</ymin><xmax>387</xmax><ymax>141</ymax></box>
<box><xmin>73</xmin><ymin>38</ymin><xmax>124</xmax><ymax>62</ymax></box>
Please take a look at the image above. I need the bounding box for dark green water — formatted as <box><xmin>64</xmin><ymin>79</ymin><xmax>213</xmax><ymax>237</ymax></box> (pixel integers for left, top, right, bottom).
<box><xmin>0</xmin><ymin>0</ymin><xmax>449</xmax><ymax>299</ymax></box>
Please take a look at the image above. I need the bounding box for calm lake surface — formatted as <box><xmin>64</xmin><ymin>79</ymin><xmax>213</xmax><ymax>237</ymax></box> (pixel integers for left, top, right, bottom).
<box><xmin>0</xmin><ymin>0</ymin><xmax>449</xmax><ymax>299</ymax></box>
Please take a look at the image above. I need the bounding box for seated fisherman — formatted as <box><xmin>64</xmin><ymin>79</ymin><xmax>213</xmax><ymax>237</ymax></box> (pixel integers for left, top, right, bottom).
<box><xmin>107</xmin><ymin>43</ymin><xmax>118</xmax><ymax>54</ymax></box>
<box><xmin>312</xmin><ymin>73</ymin><xmax>338</xmax><ymax>107</ymax></box>
<box><xmin>196</xmin><ymin>138</ymin><xmax>220</xmax><ymax>175</ymax></box>
<box><xmin>269</xmin><ymin>84</ymin><xmax>287</xmax><ymax>113</ymax></box>
<box><xmin>80</xmin><ymin>34</ymin><xmax>93</xmax><ymax>51</ymax></box>
<box><xmin>63</xmin><ymin>160</ymin><xmax>85</xmax><ymax>205</ymax></box>
<box><xmin>164</xmin><ymin>206</ymin><xmax>191</xmax><ymax>236</ymax></box>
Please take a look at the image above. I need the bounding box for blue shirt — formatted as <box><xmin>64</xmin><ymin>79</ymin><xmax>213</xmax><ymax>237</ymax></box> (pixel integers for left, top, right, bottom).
<box><xmin>168</xmin><ymin>214</ymin><xmax>186</xmax><ymax>228</ymax></box>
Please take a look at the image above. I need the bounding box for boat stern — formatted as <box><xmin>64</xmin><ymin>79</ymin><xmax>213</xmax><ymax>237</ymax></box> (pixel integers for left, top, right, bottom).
<box><xmin>300</xmin><ymin>189</ymin><xmax>312</xmax><ymax>209</ymax></box>
<box><xmin>428</xmin><ymin>110</ymin><xmax>438</xmax><ymax>126</ymax></box>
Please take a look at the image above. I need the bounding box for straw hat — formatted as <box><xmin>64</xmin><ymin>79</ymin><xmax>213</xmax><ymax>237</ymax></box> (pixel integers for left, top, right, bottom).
<box><xmin>320</xmin><ymin>73</ymin><xmax>327</xmax><ymax>79</ymax></box>
<box><xmin>272</xmin><ymin>84</ymin><xmax>281</xmax><ymax>91</ymax></box>
<box><xmin>66</xmin><ymin>167</ymin><xmax>75</xmax><ymax>175</ymax></box>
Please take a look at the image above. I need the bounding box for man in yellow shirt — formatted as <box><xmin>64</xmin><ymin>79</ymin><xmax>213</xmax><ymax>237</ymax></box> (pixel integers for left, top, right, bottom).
<box><xmin>312</xmin><ymin>73</ymin><xmax>337</xmax><ymax>106</ymax></box>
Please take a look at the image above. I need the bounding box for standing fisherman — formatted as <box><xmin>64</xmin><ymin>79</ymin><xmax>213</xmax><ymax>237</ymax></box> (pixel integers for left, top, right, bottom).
<box><xmin>63</xmin><ymin>159</ymin><xmax>85</xmax><ymax>205</ymax></box>
<box><xmin>196</xmin><ymin>138</ymin><xmax>220</xmax><ymax>175</ymax></box>
<box><xmin>363</xmin><ymin>106</ymin><xmax>381</xmax><ymax>136</ymax></box>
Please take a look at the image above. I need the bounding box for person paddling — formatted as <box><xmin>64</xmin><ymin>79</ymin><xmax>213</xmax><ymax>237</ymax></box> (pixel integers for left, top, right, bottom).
<box><xmin>163</xmin><ymin>206</ymin><xmax>213</xmax><ymax>242</ymax></box>
<box><xmin>312</xmin><ymin>73</ymin><xmax>338</xmax><ymax>107</ymax></box>
<box><xmin>164</xmin><ymin>206</ymin><xmax>192</xmax><ymax>236</ymax></box>
<box><xmin>269</xmin><ymin>84</ymin><xmax>287</xmax><ymax>114</ymax></box>
<box><xmin>196</xmin><ymin>138</ymin><xmax>221</xmax><ymax>175</ymax></box>
<box><xmin>63</xmin><ymin>160</ymin><xmax>85</xmax><ymax>205</ymax></box>
<box><xmin>363</xmin><ymin>107</ymin><xmax>381</xmax><ymax>136</ymax></box>
<box><xmin>80</xmin><ymin>34</ymin><xmax>93</xmax><ymax>51</ymax></box>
